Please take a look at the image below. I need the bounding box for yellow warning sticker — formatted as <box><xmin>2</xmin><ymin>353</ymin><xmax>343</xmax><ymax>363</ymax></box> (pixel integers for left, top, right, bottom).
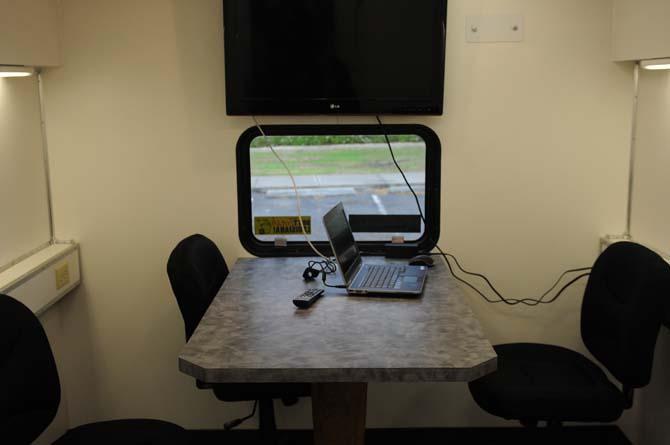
<box><xmin>254</xmin><ymin>216</ymin><xmax>311</xmax><ymax>235</ymax></box>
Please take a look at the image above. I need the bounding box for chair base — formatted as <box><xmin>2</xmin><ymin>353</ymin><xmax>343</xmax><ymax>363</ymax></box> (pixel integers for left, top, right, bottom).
<box><xmin>259</xmin><ymin>398</ymin><xmax>277</xmax><ymax>444</ymax></box>
<box><xmin>53</xmin><ymin>419</ymin><xmax>187</xmax><ymax>445</ymax></box>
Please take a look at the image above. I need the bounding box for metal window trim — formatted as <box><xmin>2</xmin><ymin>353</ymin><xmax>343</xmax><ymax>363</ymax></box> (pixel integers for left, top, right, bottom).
<box><xmin>236</xmin><ymin>124</ymin><xmax>441</xmax><ymax>257</ymax></box>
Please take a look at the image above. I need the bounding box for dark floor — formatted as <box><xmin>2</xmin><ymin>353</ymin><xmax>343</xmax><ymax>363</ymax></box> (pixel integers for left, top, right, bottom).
<box><xmin>190</xmin><ymin>426</ymin><xmax>631</xmax><ymax>445</ymax></box>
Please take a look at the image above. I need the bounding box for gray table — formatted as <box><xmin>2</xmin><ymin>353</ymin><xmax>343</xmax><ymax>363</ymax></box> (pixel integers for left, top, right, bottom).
<box><xmin>179</xmin><ymin>257</ymin><xmax>496</xmax><ymax>445</ymax></box>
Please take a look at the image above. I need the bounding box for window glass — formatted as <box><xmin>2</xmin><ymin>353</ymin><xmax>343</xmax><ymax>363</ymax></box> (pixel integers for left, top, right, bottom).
<box><xmin>251</xmin><ymin>134</ymin><xmax>426</xmax><ymax>242</ymax></box>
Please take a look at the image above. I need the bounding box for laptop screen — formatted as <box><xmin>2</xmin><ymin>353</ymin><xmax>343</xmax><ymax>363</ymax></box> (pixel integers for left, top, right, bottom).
<box><xmin>323</xmin><ymin>202</ymin><xmax>361</xmax><ymax>283</ymax></box>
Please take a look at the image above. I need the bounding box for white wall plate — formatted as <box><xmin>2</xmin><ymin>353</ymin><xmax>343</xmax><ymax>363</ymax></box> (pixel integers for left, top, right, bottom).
<box><xmin>466</xmin><ymin>15</ymin><xmax>524</xmax><ymax>43</ymax></box>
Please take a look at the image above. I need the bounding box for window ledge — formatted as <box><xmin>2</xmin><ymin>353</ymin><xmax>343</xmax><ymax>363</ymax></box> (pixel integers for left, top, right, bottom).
<box><xmin>0</xmin><ymin>242</ymin><xmax>80</xmax><ymax>315</ymax></box>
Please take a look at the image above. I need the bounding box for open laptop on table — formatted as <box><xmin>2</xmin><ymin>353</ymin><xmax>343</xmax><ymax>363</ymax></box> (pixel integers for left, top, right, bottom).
<box><xmin>323</xmin><ymin>202</ymin><xmax>427</xmax><ymax>296</ymax></box>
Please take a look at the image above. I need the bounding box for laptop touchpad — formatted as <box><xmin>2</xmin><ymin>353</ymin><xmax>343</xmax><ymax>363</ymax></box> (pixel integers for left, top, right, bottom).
<box><xmin>403</xmin><ymin>276</ymin><xmax>418</xmax><ymax>283</ymax></box>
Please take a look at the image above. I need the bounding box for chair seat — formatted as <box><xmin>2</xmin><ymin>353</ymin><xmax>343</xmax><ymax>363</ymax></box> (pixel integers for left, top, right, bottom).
<box><xmin>210</xmin><ymin>382</ymin><xmax>311</xmax><ymax>402</ymax></box>
<box><xmin>468</xmin><ymin>343</ymin><xmax>625</xmax><ymax>423</ymax></box>
<box><xmin>53</xmin><ymin>419</ymin><xmax>188</xmax><ymax>445</ymax></box>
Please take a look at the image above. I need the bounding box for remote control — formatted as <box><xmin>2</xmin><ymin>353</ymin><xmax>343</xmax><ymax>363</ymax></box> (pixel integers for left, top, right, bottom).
<box><xmin>293</xmin><ymin>288</ymin><xmax>325</xmax><ymax>309</ymax></box>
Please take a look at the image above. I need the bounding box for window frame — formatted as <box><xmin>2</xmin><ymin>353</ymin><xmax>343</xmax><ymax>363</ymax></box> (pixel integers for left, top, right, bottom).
<box><xmin>236</xmin><ymin>124</ymin><xmax>441</xmax><ymax>257</ymax></box>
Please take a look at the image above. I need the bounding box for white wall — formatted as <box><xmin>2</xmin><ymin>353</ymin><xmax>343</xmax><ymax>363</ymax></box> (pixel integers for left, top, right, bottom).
<box><xmin>0</xmin><ymin>76</ymin><xmax>50</xmax><ymax>267</ymax></box>
<box><xmin>629</xmin><ymin>69</ymin><xmax>670</xmax><ymax>445</ymax></box>
<box><xmin>42</xmin><ymin>0</ymin><xmax>635</xmax><ymax>434</ymax></box>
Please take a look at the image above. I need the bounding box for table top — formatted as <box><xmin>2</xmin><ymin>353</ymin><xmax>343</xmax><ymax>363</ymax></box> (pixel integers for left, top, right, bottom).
<box><xmin>179</xmin><ymin>257</ymin><xmax>496</xmax><ymax>383</ymax></box>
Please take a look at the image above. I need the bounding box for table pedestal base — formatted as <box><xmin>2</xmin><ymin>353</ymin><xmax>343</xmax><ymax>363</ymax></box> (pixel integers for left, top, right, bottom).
<box><xmin>312</xmin><ymin>383</ymin><xmax>367</xmax><ymax>445</ymax></box>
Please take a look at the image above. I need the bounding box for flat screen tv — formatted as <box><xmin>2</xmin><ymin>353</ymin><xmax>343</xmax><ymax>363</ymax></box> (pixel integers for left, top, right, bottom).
<box><xmin>223</xmin><ymin>0</ymin><xmax>447</xmax><ymax>115</ymax></box>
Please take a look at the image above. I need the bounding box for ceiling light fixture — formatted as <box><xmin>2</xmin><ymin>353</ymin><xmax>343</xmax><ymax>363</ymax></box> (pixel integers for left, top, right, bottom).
<box><xmin>640</xmin><ymin>58</ymin><xmax>670</xmax><ymax>71</ymax></box>
<box><xmin>0</xmin><ymin>66</ymin><xmax>35</xmax><ymax>78</ymax></box>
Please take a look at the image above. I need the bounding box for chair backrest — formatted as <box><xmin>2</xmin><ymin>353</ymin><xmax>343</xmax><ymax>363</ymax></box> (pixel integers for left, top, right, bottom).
<box><xmin>0</xmin><ymin>294</ymin><xmax>61</xmax><ymax>445</ymax></box>
<box><xmin>581</xmin><ymin>242</ymin><xmax>670</xmax><ymax>388</ymax></box>
<box><xmin>166</xmin><ymin>234</ymin><xmax>229</xmax><ymax>340</ymax></box>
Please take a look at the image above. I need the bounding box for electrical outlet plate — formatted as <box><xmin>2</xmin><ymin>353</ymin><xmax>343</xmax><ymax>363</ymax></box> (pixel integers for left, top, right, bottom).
<box><xmin>600</xmin><ymin>234</ymin><xmax>632</xmax><ymax>252</ymax></box>
<box><xmin>466</xmin><ymin>15</ymin><xmax>524</xmax><ymax>43</ymax></box>
<box><xmin>55</xmin><ymin>262</ymin><xmax>70</xmax><ymax>290</ymax></box>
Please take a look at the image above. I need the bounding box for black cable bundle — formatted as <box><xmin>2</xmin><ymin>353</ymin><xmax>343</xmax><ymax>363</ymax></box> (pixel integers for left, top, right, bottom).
<box><xmin>303</xmin><ymin>259</ymin><xmax>346</xmax><ymax>289</ymax></box>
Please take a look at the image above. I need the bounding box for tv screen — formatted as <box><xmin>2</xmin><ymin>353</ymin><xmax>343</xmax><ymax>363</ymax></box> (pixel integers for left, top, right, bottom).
<box><xmin>223</xmin><ymin>0</ymin><xmax>447</xmax><ymax>115</ymax></box>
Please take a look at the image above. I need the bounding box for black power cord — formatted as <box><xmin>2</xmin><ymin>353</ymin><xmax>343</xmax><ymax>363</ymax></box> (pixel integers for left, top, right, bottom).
<box><xmin>376</xmin><ymin>116</ymin><xmax>427</xmax><ymax>223</ymax></box>
<box><xmin>376</xmin><ymin>115</ymin><xmax>591</xmax><ymax>306</ymax></box>
<box><xmin>224</xmin><ymin>400</ymin><xmax>258</xmax><ymax>430</ymax></box>
<box><xmin>433</xmin><ymin>248</ymin><xmax>591</xmax><ymax>306</ymax></box>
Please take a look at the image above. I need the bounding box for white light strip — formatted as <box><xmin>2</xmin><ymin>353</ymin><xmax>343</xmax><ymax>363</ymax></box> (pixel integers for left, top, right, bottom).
<box><xmin>0</xmin><ymin>65</ymin><xmax>35</xmax><ymax>78</ymax></box>
<box><xmin>641</xmin><ymin>58</ymin><xmax>670</xmax><ymax>71</ymax></box>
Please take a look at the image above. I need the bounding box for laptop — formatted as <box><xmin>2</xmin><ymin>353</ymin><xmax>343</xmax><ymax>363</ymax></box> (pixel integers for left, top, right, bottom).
<box><xmin>323</xmin><ymin>202</ymin><xmax>427</xmax><ymax>296</ymax></box>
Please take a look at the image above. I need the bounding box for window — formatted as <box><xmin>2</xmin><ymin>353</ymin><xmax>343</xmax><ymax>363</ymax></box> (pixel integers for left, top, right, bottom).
<box><xmin>237</xmin><ymin>124</ymin><xmax>441</xmax><ymax>256</ymax></box>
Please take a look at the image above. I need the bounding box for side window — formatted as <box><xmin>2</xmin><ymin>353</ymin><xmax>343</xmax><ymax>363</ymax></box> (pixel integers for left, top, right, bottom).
<box><xmin>237</xmin><ymin>124</ymin><xmax>441</xmax><ymax>256</ymax></box>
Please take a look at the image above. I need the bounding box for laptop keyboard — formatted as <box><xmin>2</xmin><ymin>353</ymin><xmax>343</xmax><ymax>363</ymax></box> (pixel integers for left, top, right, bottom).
<box><xmin>361</xmin><ymin>265</ymin><xmax>406</xmax><ymax>289</ymax></box>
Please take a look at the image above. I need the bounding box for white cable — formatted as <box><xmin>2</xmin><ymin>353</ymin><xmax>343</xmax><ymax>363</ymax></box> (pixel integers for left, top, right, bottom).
<box><xmin>252</xmin><ymin>116</ymin><xmax>331</xmax><ymax>262</ymax></box>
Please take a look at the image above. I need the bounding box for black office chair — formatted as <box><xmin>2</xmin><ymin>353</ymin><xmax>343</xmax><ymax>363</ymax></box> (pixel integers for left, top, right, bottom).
<box><xmin>0</xmin><ymin>294</ymin><xmax>188</xmax><ymax>445</ymax></box>
<box><xmin>468</xmin><ymin>241</ymin><xmax>670</xmax><ymax>428</ymax></box>
<box><xmin>167</xmin><ymin>234</ymin><xmax>310</xmax><ymax>441</ymax></box>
